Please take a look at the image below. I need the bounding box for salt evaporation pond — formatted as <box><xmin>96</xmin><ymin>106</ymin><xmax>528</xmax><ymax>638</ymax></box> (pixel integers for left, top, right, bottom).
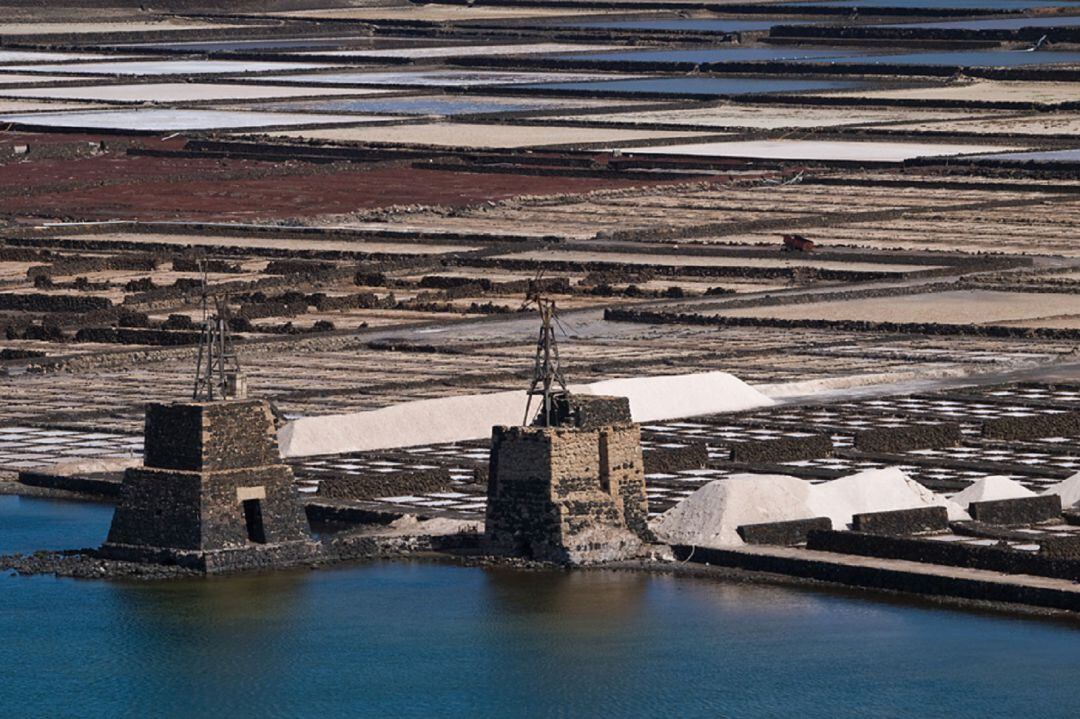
<box><xmin>965</xmin><ymin>147</ymin><xmax>1080</xmax><ymax>162</ymax></box>
<box><xmin>785</xmin><ymin>0</ymin><xmax>1080</xmax><ymax>9</ymax></box>
<box><xmin>2</xmin><ymin>59</ymin><xmax>333</xmax><ymax>76</ymax></box>
<box><xmin>0</xmin><ymin>108</ymin><xmax>389</xmax><ymax>132</ymax></box>
<box><xmin>115</xmin><ymin>36</ymin><xmax>382</xmax><ymax>52</ymax></box>
<box><xmin>254</xmin><ymin>70</ymin><xmax>637</xmax><ymax>87</ymax></box>
<box><xmin>1</xmin><ymin>495</ymin><xmax>1080</xmax><ymax>718</ymax></box>
<box><xmin>886</xmin><ymin>15</ymin><xmax>1080</xmax><ymax>29</ymax></box>
<box><xmin>253</xmin><ymin>96</ymin><xmax>607</xmax><ymax>116</ymax></box>
<box><xmin>567</xmin><ymin>18</ymin><xmax>819</xmax><ymax>32</ymax></box>
<box><xmin>552</xmin><ymin>47</ymin><xmax>857</xmax><ymax>64</ymax></box>
<box><xmin>521</xmin><ymin>76</ymin><xmax>860</xmax><ymax>96</ymax></box>
<box><xmin>808</xmin><ymin>49</ymin><xmax>1080</xmax><ymax>67</ymax></box>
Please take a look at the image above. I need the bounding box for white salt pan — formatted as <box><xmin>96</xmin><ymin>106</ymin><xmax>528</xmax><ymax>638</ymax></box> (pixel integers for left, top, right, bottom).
<box><xmin>0</xmin><ymin>108</ymin><xmax>389</xmax><ymax>131</ymax></box>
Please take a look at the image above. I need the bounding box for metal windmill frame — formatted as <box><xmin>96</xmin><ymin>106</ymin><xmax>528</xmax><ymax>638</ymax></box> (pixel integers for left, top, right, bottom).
<box><xmin>522</xmin><ymin>274</ymin><xmax>569</xmax><ymax>427</ymax></box>
<box><xmin>192</xmin><ymin>262</ymin><xmax>242</xmax><ymax>402</ymax></box>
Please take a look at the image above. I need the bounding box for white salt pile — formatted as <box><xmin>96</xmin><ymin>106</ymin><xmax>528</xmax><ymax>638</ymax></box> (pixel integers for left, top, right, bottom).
<box><xmin>580</xmin><ymin>371</ymin><xmax>774</xmax><ymax>424</ymax></box>
<box><xmin>806</xmin><ymin>467</ymin><xmax>969</xmax><ymax>527</ymax></box>
<box><xmin>652</xmin><ymin>474</ymin><xmax>814</xmax><ymax>548</ymax></box>
<box><xmin>280</xmin><ymin>370</ymin><xmax>773</xmax><ymax>457</ymax></box>
<box><xmin>951</xmin><ymin>475</ymin><xmax>1035</xmax><ymax>509</ymax></box>
<box><xmin>1041</xmin><ymin>472</ymin><xmax>1080</xmax><ymax>509</ymax></box>
<box><xmin>279</xmin><ymin>389</ymin><xmax>530</xmax><ymax>458</ymax></box>
<box><xmin>652</xmin><ymin>467</ymin><xmax>968</xmax><ymax>549</ymax></box>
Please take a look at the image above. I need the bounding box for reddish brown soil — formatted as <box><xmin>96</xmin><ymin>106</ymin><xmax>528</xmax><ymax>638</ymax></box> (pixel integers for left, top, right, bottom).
<box><xmin>0</xmin><ymin>153</ymin><xmax>241</xmax><ymax>189</ymax></box>
<box><xmin>1</xmin><ymin>151</ymin><xmax>688</xmax><ymax>222</ymax></box>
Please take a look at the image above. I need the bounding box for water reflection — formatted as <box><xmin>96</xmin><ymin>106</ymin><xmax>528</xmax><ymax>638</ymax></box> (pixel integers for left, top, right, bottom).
<box><xmin>481</xmin><ymin>568</ymin><xmax>648</xmax><ymax>623</ymax></box>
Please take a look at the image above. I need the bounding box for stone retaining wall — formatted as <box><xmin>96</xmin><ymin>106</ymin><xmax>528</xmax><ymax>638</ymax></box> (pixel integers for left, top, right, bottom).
<box><xmin>643</xmin><ymin>442</ymin><xmax>708</xmax><ymax>474</ymax></box>
<box><xmin>806</xmin><ymin>529</ymin><xmax>1080</xmax><ymax>582</ymax></box>
<box><xmin>851</xmin><ymin>506</ymin><xmax>949</xmax><ymax>535</ymax></box>
<box><xmin>737</xmin><ymin>517</ymin><xmax>832</xmax><ymax>546</ymax></box>
<box><xmin>604</xmin><ymin>308</ymin><xmax>1080</xmax><ymax>341</ymax></box>
<box><xmin>316</xmin><ymin>469</ymin><xmax>451</xmax><ymax>500</ymax></box>
<box><xmin>853</xmin><ymin>423</ymin><xmax>962</xmax><ymax>453</ymax></box>
<box><xmin>968</xmin><ymin>495</ymin><xmax>1063</xmax><ymax>526</ymax></box>
<box><xmin>982</xmin><ymin>411</ymin><xmax>1080</xmax><ymax>441</ymax></box>
<box><xmin>673</xmin><ymin>544</ymin><xmax>1080</xmax><ymax>611</ymax></box>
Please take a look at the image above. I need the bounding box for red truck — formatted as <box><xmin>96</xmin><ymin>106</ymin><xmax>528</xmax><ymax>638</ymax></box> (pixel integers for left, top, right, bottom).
<box><xmin>782</xmin><ymin>234</ymin><xmax>815</xmax><ymax>252</ymax></box>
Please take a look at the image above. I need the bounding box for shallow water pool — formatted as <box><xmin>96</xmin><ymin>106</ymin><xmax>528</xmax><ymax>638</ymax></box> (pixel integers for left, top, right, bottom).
<box><xmin>2</xmin><ymin>494</ymin><xmax>1080</xmax><ymax>718</ymax></box>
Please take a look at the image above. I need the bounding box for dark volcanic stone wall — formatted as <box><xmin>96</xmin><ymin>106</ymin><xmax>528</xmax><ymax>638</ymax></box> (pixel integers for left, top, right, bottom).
<box><xmin>729</xmin><ymin>434</ymin><xmax>833</xmax><ymax>463</ymax></box>
<box><xmin>853</xmin><ymin>423</ymin><xmax>962</xmax><ymax>453</ymax></box>
<box><xmin>553</xmin><ymin>394</ymin><xmax>632</xmax><ymax>430</ymax></box>
<box><xmin>102</xmin><ymin>399</ymin><xmax>316</xmax><ymax>572</ymax></box>
<box><xmin>806</xmin><ymin>529</ymin><xmax>1080</xmax><ymax>582</ymax></box>
<box><xmin>643</xmin><ymin>442</ymin><xmax>708</xmax><ymax>474</ymax></box>
<box><xmin>737</xmin><ymin>517</ymin><xmax>832</xmax><ymax>546</ymax></box>
<box><xmin>107</xmin><ymin>465</ymin><xmax>308</xmax><ymax>551</ymax></box>
<box><xmin>316</xmin><ymin>469</ymin><xmax>451</xmax><ymax>500</ymax></box>
<box><xmin>0</xmin><ymin>293</ymin><xmax>112</xmax><ymax>312</ymax></box>
<box><xmin>982</xmin><ymin>412</ymin><xmax>1080</xmax><ymax>441</ymax></box>
<box><xmin>673</xmin><ymin>544</ymin><xmax>1080</xmax><ymax>611</ymax></box>
<box><xmin>968</xmin><ymin>495</ymin><xmax>1063</xmax><ymax>526</ymax></box>
<box><xmin>851</xmin><ymin>506</ymin><xmax>949</xmax><ymax>535</ymax></box>
<box><xmin>143</xmin><ymin>400</ymin><xmax>281</xmax><ymax>471</ymax></box>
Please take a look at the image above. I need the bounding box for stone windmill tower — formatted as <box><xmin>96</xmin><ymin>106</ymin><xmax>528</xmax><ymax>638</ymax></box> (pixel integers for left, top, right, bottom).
<box><xmin>100</xmin><ymin>265</ymin><xmax>316</xmax><ymax>572</ymax></box>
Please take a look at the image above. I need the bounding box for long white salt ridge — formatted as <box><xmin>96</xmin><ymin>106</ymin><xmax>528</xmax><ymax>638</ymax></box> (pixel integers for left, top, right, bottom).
<box><xmin>278</xmin><ymin>371</ymin><xmax>773</xmax><ymax>458</ymax></box>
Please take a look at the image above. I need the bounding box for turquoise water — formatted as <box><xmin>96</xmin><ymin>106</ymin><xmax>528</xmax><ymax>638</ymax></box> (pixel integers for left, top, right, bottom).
<box><xmin>3</xmin><ymin>496</ymin><xmax>1080</xmax><ymax>718</ymax></box>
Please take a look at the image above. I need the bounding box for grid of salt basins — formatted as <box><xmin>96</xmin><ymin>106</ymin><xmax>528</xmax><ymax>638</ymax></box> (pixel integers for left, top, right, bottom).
<box><xmin>284</xmin><ymin>382</ymin><xmax>1080</xmax><ymax>520</ymax></box>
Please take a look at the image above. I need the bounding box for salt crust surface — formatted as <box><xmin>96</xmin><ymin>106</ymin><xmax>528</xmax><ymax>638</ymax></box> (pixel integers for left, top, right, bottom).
<box><xmin>279</xmin><ymin>371</ymin><xmax>774</xmax><ymax>457</ymax></box>
<box><xmin>0</xmin><ymin>83</ymin><xmax>390</xmax><ymax>103</ymax></box>
<box><xmin>0</xmin><ymin>108</ymin><xmax>388</xmax><ymax>131</ymax></box>
<box><xmin>652</xmin><ymin>467</ymin><xmax>969</xmax><ymax>548</ymax></box>
<box><xmin>626</xmin><ymin>139</ymin><xmax>1020</xmax><ymax>163</ymax></box>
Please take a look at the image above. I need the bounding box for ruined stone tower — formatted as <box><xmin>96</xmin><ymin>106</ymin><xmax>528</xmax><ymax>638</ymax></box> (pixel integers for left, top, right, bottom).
<box><xmin>485</xmin><ymin>394</ymin><xmax>651</xmax><ymax>564</ymax></box>
<box><xmin>101</xmin><ymin>399</ymin><xmax>319</xmax><ymax>572</ymax></box>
